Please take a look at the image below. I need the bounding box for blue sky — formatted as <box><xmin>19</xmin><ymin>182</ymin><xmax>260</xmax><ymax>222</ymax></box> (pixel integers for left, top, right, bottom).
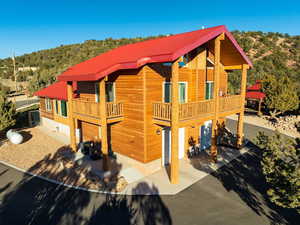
<box><xmin>0</xmin><ymin>0</ymin><xmax>299</xmax><ymax>59</ymax></box>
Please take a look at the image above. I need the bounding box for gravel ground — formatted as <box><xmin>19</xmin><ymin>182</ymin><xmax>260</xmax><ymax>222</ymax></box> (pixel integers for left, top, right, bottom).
<box><xmin>0</xmin><ymin>127</ymin><xmax>104</xmax><ymax>190</ymax></box>
<box><xmin>228</xmin><ymin>114</ymin><xmax>300</xmax><ymax>138</ymax></box>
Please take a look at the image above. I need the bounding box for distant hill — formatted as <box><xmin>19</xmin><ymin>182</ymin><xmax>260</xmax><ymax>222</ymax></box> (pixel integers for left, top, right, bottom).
<box><xmin>0</xmin><ymin>31</ymin><xmax>299</xmax><ymax>95</ymax></box>
<box><xmin>230</xmin><ymin>31</ymin><xmax>300</xmax><ymax>94</ymax></box>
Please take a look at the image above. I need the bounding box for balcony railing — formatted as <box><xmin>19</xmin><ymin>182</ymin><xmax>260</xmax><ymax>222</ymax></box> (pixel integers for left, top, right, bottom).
<box><xmin>219</xmin><ymin>95</ymin><xmax>241</xmax><ymax>113</ymax></box>
<box><xmin>153</xmin><ymin>95</ymin><xmax>242</xmax><ymax>122</ymax></box>
<box><xmin>72</xmin><ymin>99</ymin><xmax>123</xmax><ymax>119</ymax></box>
<box><xmin>153</xmin><ymin>102</ymin><xmax>172</xmax><ymax>121</ymax></box>
<box><xmin>179</xmin><ymin>100</ymin><xmax>215</xmax><ymax>120</ymax></box>
<box><xmin>106</xmin><ymin>102</ymin><xmax>124</xmax><ymax>118</ymax></box>
<box><xmin>153</xmin><ymin>100</ymin><xmax>215</xmax><ymax>121</ymax></box>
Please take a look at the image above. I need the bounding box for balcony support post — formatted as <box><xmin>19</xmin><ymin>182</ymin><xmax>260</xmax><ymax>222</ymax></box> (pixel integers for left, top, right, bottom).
<box><xmin>211</xmin><ymin>33</ymin><xmax>224</xmax><ymax>162</ymax></box>
<box><xmin>99</xmin><ymin>78</ymin><xmax>109</xmax><ymax>171</ymax></box>
<box><xmin>170</xmin><ymin>58</ymin><xmax>180</xmax><ymax>184</ymax></box>
<box><xmin>237</xmin><ymin>64</ymin><xmax>248</xmax><ymax>148</ymax></box>
<box><xmin>67</xmin><ymin>81</ymin><xmax>77</xmax><ymax>152</ymax></box>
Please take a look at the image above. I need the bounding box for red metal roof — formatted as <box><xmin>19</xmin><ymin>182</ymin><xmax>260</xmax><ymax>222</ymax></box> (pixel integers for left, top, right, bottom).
<box><xmin>246</xmin><ymin>91</ymin><xmax>266</xmax><ymax>100</ymax></box>
<box><xmin>58</xmin><ymin>25</ymin><xmax>252</xmax><ymax>82</ymax></box>
<box><xmin>247</xmin><ymin>80</ymin><xmax>262</xmax><ymax>91</ymax></box>
<box><xmin>34</xmin><ymin>81</ymin><xmax>77</xmax><ymax>100</ymax></box>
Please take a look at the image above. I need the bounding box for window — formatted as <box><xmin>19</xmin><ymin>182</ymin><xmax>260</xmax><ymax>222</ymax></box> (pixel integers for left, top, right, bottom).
<box><xmin>164</xmin><ymin>82</ymin><xmax>172</xmax><ymax>103</ymax></box>
<box><xmin>45</xmin><ymin>98</ymin><xmax>52</xmax><ymax>111</ymax></box>
<box><xmin>95</xmin><ymin>83</ymin><xmax>100</xmax><ymax>103</ymax></box>
<box><xmin>54</xmin><ymin>100</ymin><xmax>68</xmax><ymax>117</ymax></box>
<box><xmin>106</xmin><ymin>82</ymin><xmax>115</xmax><ymax>102</ymax></box>
<box><xmin>95</xmin><ymin>82</ymin><xmax>115</xmax><ymax>103</ymax></box>
<box><xmin>163</xmin><ymin>82</ymin><xmax>187</xmax><ymax>103</ymax></box>
<box><xmin>205</xmin><ymin>81</ymin><xmax>214</xmax><ymax>100</ymax></box>
<box><xmin>55</xmin><ymin>100</ymin><xmax>59</xmax><ymax>114</ymax></box>
<box><xmin>60</xmin><ymin>101</ymin><xmax>68</xmax><ymax>117</ymax></box>
<box><xmin>179</xmin><ymin>82</ymin><xmax>187</xmax><ymax>103</ymax></box>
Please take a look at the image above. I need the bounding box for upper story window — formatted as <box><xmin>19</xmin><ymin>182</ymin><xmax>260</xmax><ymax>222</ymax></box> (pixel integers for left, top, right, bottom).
<box><xmin>205</xmin><ymin>81</ymin><xmax>214</xmax><ymax>100</ymax></box>
<box><xmin>95</xmin><ymin>82</ymin><xmax>115</xmax><ymax>103</ymax></box>
<box><xmin>45</xmin><ymin>98</ymin><xmax>52</xmax><ymax>111</ymax></box>
<box><xmin>163</xmin><ymin>82</ymin><xmax>187</xmax><ymax>103</ymax></box>
<box><xmin>60</xmin><ymin>101</ymin><xmax>68</xmax><ymax>117</ymax></box>
<box><xmin>106</xmin><ymin>82</ymin><xmax>115</xmax><ymax>102</ymax></box>
<box><xmin>54</xmin><ymin>99</ymin><xmax>68</xmax><ymax>117</ymax></box>
<box><xmin>95</xmin><ymin>83</ymin><xmax>100</xmax><ymax>103</ymax></box>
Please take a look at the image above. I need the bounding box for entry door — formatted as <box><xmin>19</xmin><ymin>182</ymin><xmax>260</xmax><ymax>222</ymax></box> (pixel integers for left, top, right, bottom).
<box><xmin>162</xmin><ymin>127</ymin><xmax>171</xmax><ymax>166</ymax></box>
<box><xmin>162</xmin><ymin>127</ymin><xmax>185</xmax><ymax>166</ymax></box>
<box><xmin>199</xmin><ymin>120</ymin><xmax>212</xmax><ymax>150</ymax></box>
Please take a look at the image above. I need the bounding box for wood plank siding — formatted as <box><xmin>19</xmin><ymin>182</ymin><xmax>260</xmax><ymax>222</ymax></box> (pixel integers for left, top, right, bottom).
<box><xmin>107</xmin><ymin>69</ymin><xmax>146</xmax><ymax>162</ymax></box>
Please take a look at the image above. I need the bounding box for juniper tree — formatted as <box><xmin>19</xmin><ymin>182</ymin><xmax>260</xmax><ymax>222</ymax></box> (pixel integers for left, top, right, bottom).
<box><xmin>262</xmin><ymin>74</ymin><xmax>298</xmax><ymax>119</ymax></box>
<box><xmin>0</xmin><ymin>91</ymin><xmax>16</xmax><ymax>131</ymax></box>
<box><xmin>256</xmin><ymin>131</ymin><xmax>300</xmax><ymax>210</ymax></box>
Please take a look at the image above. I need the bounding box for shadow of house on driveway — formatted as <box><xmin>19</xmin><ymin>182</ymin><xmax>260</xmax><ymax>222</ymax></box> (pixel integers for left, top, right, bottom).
<box><xmin>0</xmin><ymin>145</ymin><xmax>173</xmax><ymax>225</ymax></box>
<box><xmin>190</xmin><ymin>142</ymin><xmax>299</xmax><ymax>225</ymax></box>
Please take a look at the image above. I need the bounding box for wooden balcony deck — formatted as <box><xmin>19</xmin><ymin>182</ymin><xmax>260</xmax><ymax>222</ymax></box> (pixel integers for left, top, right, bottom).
<box><xmin>72</xmin><ymin>99</ymin><xmax>124</xmax><ymax>123</ymax></box>
<box><xmin>153</xmin><ymin>95</ymin><xmax>242</xmax><ymax>125</ymax></box>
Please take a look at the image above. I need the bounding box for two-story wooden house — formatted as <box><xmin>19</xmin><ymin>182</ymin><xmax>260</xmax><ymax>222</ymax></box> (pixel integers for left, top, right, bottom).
<box><xmin>35</xmin><ymin>25</ymin><xmax>252</xmax><ymax>184</ymax></box>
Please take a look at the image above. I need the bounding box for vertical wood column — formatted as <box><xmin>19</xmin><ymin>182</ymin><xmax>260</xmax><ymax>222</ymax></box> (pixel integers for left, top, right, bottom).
<box><xmin>211</xmin><ymin>33</ymin><xmax>224</xmax><ymax>162</ymax></box>
<box><xmin>67</xmin><ymin>81</ymin><xmax>76</xmax><ymax>151</ymax></box>
<box><xmin>170</xmin><ymin>58</ymin><xmax>180</xmax><ymax>184</ymax></box>
<box><xmin>237</xmin><ymin>64</ymin><xmax>248</xmax><ymax>148</ymax></box>
<box><xmin>258</xmin><ymin>98</ymin><xmax>262</xmax><ymax>115</ymax></box>
<box><xmin>99</xmin><ymin>78</ymin><xmax>109</xmax><ymax>171</ymax></box>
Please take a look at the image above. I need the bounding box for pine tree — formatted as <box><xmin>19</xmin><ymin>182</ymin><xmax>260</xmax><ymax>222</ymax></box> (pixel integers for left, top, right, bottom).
<box><xmin>0</xmin><ymin>92</ymin><xmax>16</xmax><ymax>131</ymax></box>
<box><xmin>262</xmin><ymin>74</ymin><xmax>299</xmax><ymax>119</ymax></box>
<box><xmin>256</xmin><ymin>131</ymin><xmax>300</xmax><ymax>209</ymax></box>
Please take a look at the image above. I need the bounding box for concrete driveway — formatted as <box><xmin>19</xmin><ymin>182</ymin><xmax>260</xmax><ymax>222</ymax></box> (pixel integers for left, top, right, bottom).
<box><xmin>0</xmin><ymin>121</ymin><xmax>298</xmax><ymax>225</ymax></box>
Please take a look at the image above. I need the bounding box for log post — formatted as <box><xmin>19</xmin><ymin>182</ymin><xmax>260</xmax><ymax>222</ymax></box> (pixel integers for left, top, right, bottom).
<box><xmin>67</xmin><ymin>81</ymin><xmax>77</xmax><ymax>151</ymax></box>
<box><xmin>170</xmin><ymin>58</ymin><xmax>180</xmax><ymax>184</ymax></box>
<box><xmin>211</xmin><ymin>33</ymin><xmax>224</xmax><ymax>162</ymax></box>
<box><xmin>99</xmin><ymin>78</ymin><xmax>109</xmax><ymax>171</ymax></box>
<box><xmin>237</xmin><ymin>64</ymin><xmax>248</xmax><ymax>148</ymax></box>
<box><xmin>258</xmin><ymin>98</ymin><xmax>262</xmax><ymax>115</ymax></box>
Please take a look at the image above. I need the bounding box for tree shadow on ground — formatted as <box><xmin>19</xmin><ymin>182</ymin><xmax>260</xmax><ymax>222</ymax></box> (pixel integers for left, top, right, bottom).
<box><xmin>87</xmin><ymin>183</ymin><xmax>172</xmax><ymax>225</ymax></box>
<box><xmin>191</xmin><ymin>141</ymin><xmax>299</xmax><ymax>225</ymax></box>
<box><xmin>0</xmin><ymin>146</ymin><xmax>173</xmax><ymax>225</ymax></box>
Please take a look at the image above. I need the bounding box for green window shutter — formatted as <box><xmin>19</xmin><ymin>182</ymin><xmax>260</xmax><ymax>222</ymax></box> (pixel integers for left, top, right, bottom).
<box><xmin>61</xmin><ymin>101</ymin><xmax>67</xmax><ymax>117</ymax></box>
<box><xmin>164</xmin><ymin>83</ymin><xmax>171</xmax><ymax>103</ymax></box>
<box><xmin>106</xmin><ymin>82</ymin><xmax>115</xmax><ymax>102</ymax></box>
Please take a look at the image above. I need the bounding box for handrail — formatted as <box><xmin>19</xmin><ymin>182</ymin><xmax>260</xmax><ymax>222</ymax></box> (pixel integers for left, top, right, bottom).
<box><xmin>152</xmin><ymin>95</ymin><xmax>242</xmax><ymax>122</ymax></box>
<box><xmin>72</xmin><ymin>99</ymin><xmax>124</xmax><ymax>118</ymax></box>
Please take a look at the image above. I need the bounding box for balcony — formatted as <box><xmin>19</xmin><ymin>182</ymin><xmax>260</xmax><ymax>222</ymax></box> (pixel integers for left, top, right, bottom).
<box><xmin>153</xmin><ymin>95</ymin><xmax>242</xmax><ymax>125</ymax></box>
<box><xmin>72</xmin><ymin>99</ymin><xmax>124</xmax><ymax>123</ymax></box>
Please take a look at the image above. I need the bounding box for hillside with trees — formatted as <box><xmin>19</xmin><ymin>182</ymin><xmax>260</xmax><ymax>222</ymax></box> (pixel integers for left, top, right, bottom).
<box><xmin>0</xmin><ymin>31</ymin><xmax>299</xmax><ymax>98</ymax></box>
<box><xmin>229</xmin><ymin>31</ymin><xmax>300</xmax><ymax>95</ymax></box>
